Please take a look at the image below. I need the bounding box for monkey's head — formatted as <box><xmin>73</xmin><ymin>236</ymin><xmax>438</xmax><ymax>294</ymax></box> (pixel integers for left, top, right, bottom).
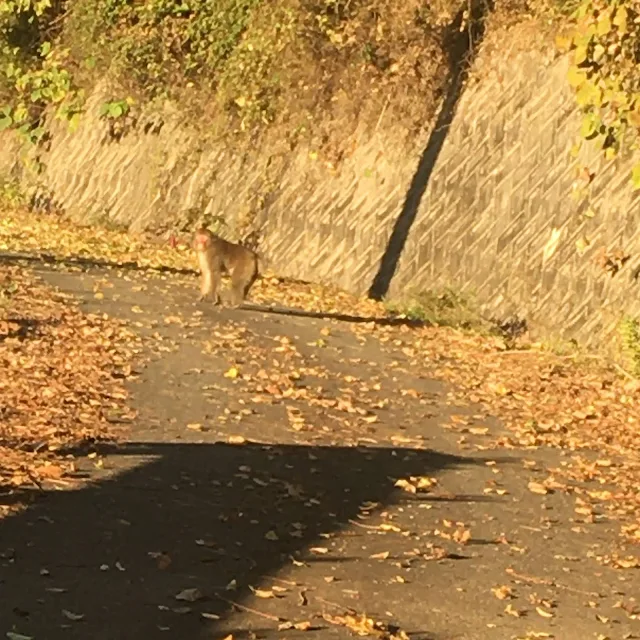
<box><xmin>193</xmin><ymin>228</ymin><xmax>212</xmax><ymax>252</ymax></box>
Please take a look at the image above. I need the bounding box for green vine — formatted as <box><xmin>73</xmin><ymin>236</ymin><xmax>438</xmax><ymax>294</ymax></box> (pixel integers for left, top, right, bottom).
<box><xmin>558</xmin><ymin>0</ymin><xmax>640</xmax><ymax>188</ymax></box>
<box><xmin>0</xmin><ymin>0</ymin><xmax>84</xmax><ymax>144</ymax></box>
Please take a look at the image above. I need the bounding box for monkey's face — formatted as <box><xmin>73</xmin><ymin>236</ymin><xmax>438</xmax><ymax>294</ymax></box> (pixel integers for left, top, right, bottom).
<box><xmin>193</xmin><ymin>230</ymin><xmax>210</xmax><ymax>252</ymax></box>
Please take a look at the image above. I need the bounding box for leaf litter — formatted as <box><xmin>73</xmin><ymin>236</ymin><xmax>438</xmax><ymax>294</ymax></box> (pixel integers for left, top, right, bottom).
<box><xmin>2</xmin><ymin>208</ymin><xmax>639</xmax><ymax>636</ymax></box>
<box><xmin>0</xmin><ymin>263</ymin><xmax>138</xmax><ymax>514</ymax></box>
<box><xmin>365</xmin><ymin>324</ymin><xmax>640</xmax><ymax>550</ymax></box>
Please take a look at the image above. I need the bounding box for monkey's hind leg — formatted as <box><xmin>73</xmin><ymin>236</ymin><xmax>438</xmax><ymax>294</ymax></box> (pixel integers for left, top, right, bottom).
<box><xmin>199</xmin><ymin>265</ymin><xmax>223</xmax><ymax>306</ymax></box>
<box><xmin>229</xmin><ymin>259</ymin><xmax>258</xmax><ymax>307</ymax></box>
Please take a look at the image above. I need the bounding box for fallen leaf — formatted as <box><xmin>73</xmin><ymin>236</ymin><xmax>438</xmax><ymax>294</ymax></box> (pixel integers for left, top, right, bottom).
<box><xmin>492</xmin><ymin>585</ymin><xmax>514</xmax><ymax>600</ymax></box>
<box><xmin>201</xmin><ymin>612</ymin><xmax>221</xmax><ymax>620</ymax></box>
<box><xmin>175</xmin><ymin>588</ymin><xmax>203</xmax><ymax>602</ymax></box>
<box><xmin>62</xmin><ymin>609</ymin><xmax>85</xmax><ymax>621</ymax></box>
<box><xmin>528</xmin><ymin>481</ymin><xmax>549</xmax><ymax>495</ymax></box>
<box><xmin>251</xmin><ymin>588</ymin><xmax>275</xmax><ymax>599</ymax></box>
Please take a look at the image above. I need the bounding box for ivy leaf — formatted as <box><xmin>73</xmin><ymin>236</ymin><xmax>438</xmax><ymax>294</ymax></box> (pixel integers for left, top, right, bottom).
<box><xmin>68</xmin><ymin>112</ymin><xmax>81</xmax><ymax>132</ymax></box>
<box><xmin>0</xmin><ymin>110</ymin><xmax>13</xmax><ymax>131</ymax></box>
<box><xmin>568</xmin><ymin>66</ymin><xmax>587</xmax><ymax>88</ymax></box>
<box><xmin>574</xmin><ymin>45</ymin><xmax>588</xmax><ymax>65</ymax></box>
<box><xmin>613</xmin><ymin>6</ymin><xmax>628</xmax><ymax>33</ymax></box>
<box><xmin>596</xmin><ymin>13</ymin><xmax>612</xmax><ymax>37</ymax></box>
<box><xmin>580</xmin><ymin>112</ymin><xmax>601</xmax><ymax>139</ymax></box>
<box><xmin>576</xmin><ymin>81</ymin><xmax>602</xmax><ymax>108</ymax></box>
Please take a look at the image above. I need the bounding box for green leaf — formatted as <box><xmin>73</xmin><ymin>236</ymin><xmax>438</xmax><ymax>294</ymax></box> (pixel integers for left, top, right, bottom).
<box><xmin>109</xmin><ymin>103</ymin><xmax>124</xmax><ymax>118</ymax></box>
<box><xmin>0</xmin><ymin>113</ymin><xmax>13</xmax><ymax>130</ymax></box>
<box><xmin>68</xmin><ymin>112</ymin><xmax>81</xmax><ymax>132</ymax></box>
<box><xmin>30</xmin><ymin>125</ymin><xmax>45</xmax><ymax>142</ymax></box>
<box><xmin>580</xmin><ymin>112</ymin><xmax>601</xmax><ymax>139</ymax></box>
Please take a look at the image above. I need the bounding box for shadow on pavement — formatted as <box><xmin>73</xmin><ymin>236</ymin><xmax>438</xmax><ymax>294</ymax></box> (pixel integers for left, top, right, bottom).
<box><xmin>1</xmin><ymin>440</ymin><xmax>497</xmax><ymax>640</ymax></box>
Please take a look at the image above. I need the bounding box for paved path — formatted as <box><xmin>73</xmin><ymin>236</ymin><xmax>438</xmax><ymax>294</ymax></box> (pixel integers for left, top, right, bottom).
<box><xmin>2</xmin><ymin>265</ymin><xmax>638</xmax><ymax>640</ymax></box>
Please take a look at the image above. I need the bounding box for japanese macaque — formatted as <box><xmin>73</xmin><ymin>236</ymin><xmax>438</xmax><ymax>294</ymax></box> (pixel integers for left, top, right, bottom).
<box><xmin>193</xmin><ymin>227</ymin><xmax>259</xmax><ymax>306</ymax></box>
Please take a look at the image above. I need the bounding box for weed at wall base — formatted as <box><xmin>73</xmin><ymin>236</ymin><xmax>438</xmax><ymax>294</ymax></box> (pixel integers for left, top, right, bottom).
<box><xmin>618</xmin><ymin>316</ymin><xmax>640</xmax><ymax>378</ymax></box>
<box><xmin>384</xmin><ymin>287</ymin><xmax>490</xmax><ymax>332</ymax></box>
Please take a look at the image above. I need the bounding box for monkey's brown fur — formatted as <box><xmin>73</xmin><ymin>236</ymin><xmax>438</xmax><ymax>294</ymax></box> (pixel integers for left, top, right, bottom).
<box><xmin>193</xmin><ymin>228</ymin><xmax>259</xmax><ymax>306</ymax></box>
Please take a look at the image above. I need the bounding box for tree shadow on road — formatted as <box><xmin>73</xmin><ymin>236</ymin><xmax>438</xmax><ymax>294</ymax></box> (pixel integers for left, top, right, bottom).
<box><xmin>368</xmin><ymin>0</ymin><xmax>495</xmax><ymax>301</ymax></box>
<box><xmin>1</xmin><ymin>440</ymin><xmax>501</xmax><ymax>640</ymax></box>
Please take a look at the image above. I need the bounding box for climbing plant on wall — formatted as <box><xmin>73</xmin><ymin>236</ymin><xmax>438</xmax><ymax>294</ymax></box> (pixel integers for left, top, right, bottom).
<box><xmin>558</xmin><ymin>0</ymin><xmax>640</xmax><ymax>188</ymax></box>
<box><xmin>0</xmin><ymin>0</ymin><xmax>83</xmax><ymax>143</ymax></box>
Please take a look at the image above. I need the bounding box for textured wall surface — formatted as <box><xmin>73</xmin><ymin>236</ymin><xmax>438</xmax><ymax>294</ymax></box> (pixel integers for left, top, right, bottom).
<box><xmin>2</xmin><ymin>39</ymin><xmax>640</xmax><ymax>351</ymax></box>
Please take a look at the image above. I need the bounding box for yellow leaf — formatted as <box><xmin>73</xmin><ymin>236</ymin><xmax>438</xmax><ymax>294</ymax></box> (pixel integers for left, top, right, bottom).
<box><xmin>613</xmin><ymin>6</ymin><xmax>628</xmax><ymax>32</ymax></box>
<box><xmin>528</xmin><ymin>481</ymin><xmax>549</xmax><ymax>495</ymax></box>
<box><xmin>469</xmin><ymin>426</ymin><xmax>489</xmax><ymax>435</ymax></box>
<box><xmin>224</xmin><ymin>367</ymin><xmax>239</xmax><ymax>379</ymax></box>
<box><xmin>491</xmin><ymin>585</ymin><xmax>514</xmax><ymax>600</ymax></box>
<box><xmin>613</xmin><ymin>556</ymin><xmax>639</xmax><ymax>569</ymax></box>
<box><xmin>175</xmin><ymin>588</ymin><xmax>203</xmax><ymax>602</ymax></box>
<box><xmin>294</xmin><ymin>621</ymin><xmax>312</xmax><ymax>631</ymax></box>
<box><xmin>394</xmin><ymin>479</ymin><xmax>417</xmax><ymax>493</ymax></box>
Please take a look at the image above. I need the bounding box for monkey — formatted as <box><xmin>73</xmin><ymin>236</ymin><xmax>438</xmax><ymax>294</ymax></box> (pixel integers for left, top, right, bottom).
<box><xmin>193</xmin><ymin>227</ymin><xmax>259</xmax><ymax>307</ymax></box>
